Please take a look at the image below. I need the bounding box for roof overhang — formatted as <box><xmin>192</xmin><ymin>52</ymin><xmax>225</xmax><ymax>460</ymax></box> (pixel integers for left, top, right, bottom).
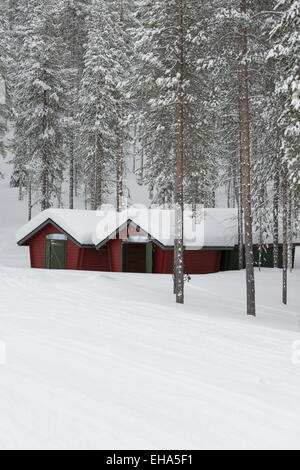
<box><xmin>17</xmin><ymin>218</ymin><xmax>94</xmax><ymax>248</ymax></box>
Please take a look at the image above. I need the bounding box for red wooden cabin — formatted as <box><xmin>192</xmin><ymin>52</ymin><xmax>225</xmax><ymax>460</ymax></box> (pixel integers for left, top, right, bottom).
<box><xmin>17</xmin><ymin>208</ymin><xmax>236</xmax><ymax>274</ymax></box>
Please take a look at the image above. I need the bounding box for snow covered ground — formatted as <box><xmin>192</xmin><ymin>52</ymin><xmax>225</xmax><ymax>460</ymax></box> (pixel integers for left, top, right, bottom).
<box><xmin>0</xmin><ymin>266</ymin><xmax>300</xmax><ymax>450</ymax></box>
<box><xmin>1</xmin><ymin>158</ymin><xmax>300</xmax><ymax>450</ymax></box>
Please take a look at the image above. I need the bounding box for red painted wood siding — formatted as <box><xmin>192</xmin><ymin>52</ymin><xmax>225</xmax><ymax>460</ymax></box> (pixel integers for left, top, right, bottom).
<box><xmin>107</xmin><ymin>238</ymin><xmax>123</xmax><ymax>272</ymax></box>
<box><xmin>28</xmin><ymin>222</ymin><xmax>80</xmax><ymax>269</ymax></box>
<box><xmin>80</xmin><ymin>248</ymin><xmax>109</xmax><ymax>271</ymax></box>
<box><xmin>153</xmin><ymin>244</ymin><xmax>165</xmax><ymax>273</ymax></box>
<box><xmin>184</xmin><ymin>250</ymin><xmax>221</xmax><ymax>274</ymax></box>
<box><xmin>152</xmin><ymin>244</ymin><xmax>221</xmax><ymax>274</ymax></box>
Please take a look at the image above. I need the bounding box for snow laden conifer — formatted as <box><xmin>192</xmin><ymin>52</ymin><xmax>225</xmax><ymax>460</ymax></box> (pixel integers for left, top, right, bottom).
<box><xmin>0</xmin><ymin>2</ymin><xmax>10</xmax><ymax>165</ymax></box>
<box><xmin>269</xmin><ymin>0</ymin><xmax>299</xmax><ymax>192</ymax></box>
<box><xmin>106</xmin><ymin>0</ymin><xmax>133</xmax><ymax>211</ymax></box>
<box><xmin>268</xmin><ymin>0</ymin><xmax>300</xmax><ymax>303</ymax></box>
<box><xmin>78</xmin><ymin>0</ymin><xmax>124</xmax><ymax>210</ymax></box>
<box><xmin>133</xmin><ymin>0</ymin><xmax>215</xmax><ymax>303</ymax></box>
<box><xmin>59</xmin><ymin>0</ymin><xmax>89</xmax><ymax>209</ymax></box>
<box><xmin>11</xmin><ymin>0</ymin><xmax>67</xmax><ymax>210</ymax></box>
<box><xmin>133</xmin><ymin>1</ymin><xmax>214</xmax><ymax>207</ymax></box>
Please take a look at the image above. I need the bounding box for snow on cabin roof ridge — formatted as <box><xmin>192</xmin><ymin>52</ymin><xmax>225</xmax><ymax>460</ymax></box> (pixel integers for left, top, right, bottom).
<box><xmin>16</xmin><ymin>207</ymin><xmax>240</xmax><ymax>249</ymax></box>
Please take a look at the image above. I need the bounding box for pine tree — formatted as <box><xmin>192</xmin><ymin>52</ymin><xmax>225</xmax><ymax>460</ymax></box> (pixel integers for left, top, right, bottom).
<box><xmin>108</xmin><ymin>0</ymin><xmax>133</xmax><ymax>212</ymax></box>
<box><xmin>11</xmin><ymin>0</ymin><xmax>68</xmax><ymax>210</ymax></box>
<box><xmin>60</xmin><ymin>0</ymin><xmax>90</xmax><ymax>208</ymax></box>
<box><xmin>269</xmin><ymin>0</ymin><xmax>300</xmax><ymax>195</ymax></box>
<box><xmin>78</xmin><ymin>0</ymin><xmax>123</xmax><ymax>209</ymax></box>
<box><xmin>0</xmin><ymin>1</ymin><xmax>10</xmax><ymax>167</ymax></box>
<box><xmin>268</xmin><ymin>0</ymin><xmax>300</xmax><ymax>302</ymax></box>
<box><xmin>133</xmin><ymin>0</ymin><xmax>216</xmax><ymax>302</ymax></box>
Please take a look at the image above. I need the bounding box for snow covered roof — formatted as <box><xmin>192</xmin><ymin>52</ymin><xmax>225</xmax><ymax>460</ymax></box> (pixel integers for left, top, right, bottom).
<box><xmin>16</xmin><ymin>209</ymin><xmax>102</xmax><ymax>247</ymax></box>
<box><xmin>92</xmin><ymin>207</ymin><xmax>238</xmax><ymax>249</ymax></box>
<box><xmin>16</xmin><ymin>207</ymin><xmax>238</xmax><ymax>250</ymax></box>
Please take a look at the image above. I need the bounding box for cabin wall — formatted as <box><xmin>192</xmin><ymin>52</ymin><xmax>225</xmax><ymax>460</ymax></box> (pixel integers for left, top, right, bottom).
<box><xmin>184</xmin><ymin>250</ymin><xmax>221</xmax><ymax>274</ymax></box>
<box><xmin>80</xmin><ymin>248</ymin><xmax>109</xmax><ymax>271</ymax></box>
<box><xmin>153</xmin><ymin>245</ymin><xmax>221</xmax><ymax>274</ymax></box>
<box><xmin>153</xmin><ymin>244</ymin><xmax>165</xmax><ymax>273</ymax></box>
<box><xmin>220</xmin><ymin>245</ymin><xmax>296</xmax><ymax>270</ymax></box>
<box><xmin>107</xmin><ymin>238</ymin><xmax>123</xmax><ymax>272</ymax></box>
<box><xmin>28</xmin><ymin>222</ymin><xmax>81</xmax><ymax>269</ymax></box>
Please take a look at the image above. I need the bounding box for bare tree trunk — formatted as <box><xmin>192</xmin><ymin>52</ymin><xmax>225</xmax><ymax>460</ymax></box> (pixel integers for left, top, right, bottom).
<box><xmin>139</xmin><ymin>149</ymin><xmax>144</xmax><ymax>183</ymax></box>
<box><xmin>240</xmin><ymin>0</ymin><xmax>255</xmax><ymax>316</ymax></box>
<box><xmin>41</xmin><ymin>90</ymin><xmax>49</xmax><ymax>211</ymax></box>
<box><xmin>258</xmin><ymin>215</ymin><xmax>262</xmax><ymax>271</ymax></box>
<box><xmin>116</xmin><ymin>1</ymin><xmax>124</xmax><ymax>212</ymax></box>
<box><xmin>174</xmin><ymin>0</ymin><xmax>184</xmax><ymax>304</ymax></box>
<box><xmin>93</xmin><ymin>133</ymin><xmax>98</xmax><ymax>211</ymax></box>
<box><xmin>287</xmin><ymin>188</ymin><xmax>293</xmax><ymax>273</ymax></box>
<box><xmin>273</xmin><ymin>166</ymin><xmax>279</xmax><ymax>267</ymax></box>
<box><xmin>69</xmin><ymin>139</ymin><xmax>74</xmax><ymax>209</ymax></box>
<box><xmin>18</xmin><ymin>183</ymin><xmax>23</xmax><ymax>201</ymax></box>
<box><xmin>232</xmin><ymin>166</ymin><xmax>236</xmax><ymax>208</ymax></box>
<box><xmin>84</xmin><ymin>184</ymin><xmax>88</xmax><ymax>210</ymax></box>
<box><xmin>57</xmin><ymin>179</ymin><xmax>63</xmax><ymax>208</ymax></box>
<box><xmin>74</xmin><ymin>163</ymin><xmax>79</xmax><ymax>198</ymax></box>
<box><xmin>238</xmin><ymin>145</ymin><xmax>244</xmax><ymax>270</ymax></box>
<box><xmin>27</xmin><ymin>177</ymin><xmax>32</xmax><ymax>221</ymax></box>
<box><xmin>227</xmin><ymin>178</ymin><xmax>231</xmax><ymax>208</ymax></box>
<box><xmin>282</xmin><ymin>166</ymin><xmax>288</xmax><ymax>304</ymax></box>
<box><xmin>116</xmin><ymin>130</ymin><xmax>124</xmax><ymax>212</ymax></box>
<box><xmin>133</xmin><ymin>122</ymin><xmax>137</xmax><ymax>173</ymax></box>
<box><xmin>69</xmin><ymin>9</ymin><xmax>76</xmax><ymax>210</ymax></box>
<box><xmin>237</xmin><ymin>67</ymin><xmax>244</xmax><ymax>270</ymax></box>
<box><xmin>258</xmin><ymin>186</ymin><xmax>264</xmax><ymax>271</ymax></box>
<box><xmin>91</xmin><ymin>131</ymin><xmax>102</xmax><ymax>210</ymax></box>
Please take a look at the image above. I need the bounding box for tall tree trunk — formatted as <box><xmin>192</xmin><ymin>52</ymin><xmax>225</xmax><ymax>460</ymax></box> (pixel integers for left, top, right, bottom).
<box><xmin>116</xmin><ymin>129</ymin><xmax>124</xmax><ymax>212</ymax></box>
<box><xmin>74</xmin><ymin>163</ymin><xmax>79</xmax><ymax>198</ymax></box>
<box><xmin>258</xmin><ymin>186</ymin><xmax>264</xmax><ymax>271</ymax></box>
<box><xmin>41</xmin><ymin>90</ymin><xmax>49</xmax><ymax>211</ymax></box>
<box><xmin>84</xmin><ymin>184</ymin><xmax>88</xmax><ymax>210</ymax></box>
<box><xmin>116</xmin><ymin>1</ymin><xmax>124</xmax><ymax>212</ymax></box>
<box><xmin>273</xmin><ymin>164</ymin><xmax>279</xmax><ymax>267</ymax></box>
<box><xmin>227</xmin><ymin>178</ymin><xmax>231</xmax><ymax>208</ymax></box>
<box><xmin>232</xmin><ymin>166</ymin><xmax>236</xmax><ymax>208</ymax></box>
<box><xmin>240</xmin><ymin>0</ymin><xmax>255</xmax><ymax>316</ymax></box>
<box><xmin>69</xmin><ymin>138</ymin><xmax>74</xmax><ymax>209</ymax></box>
<box><xmin>27</xmin><ymin>177</ymin><xmax>32</xmax><ymax>221</ymax></box>
<box><xmin>282</xmin><ymin>166</ymin><xmax>288</xmax><ymax>304</ymax></box>
<box><xmin>57</xmin><ymin>179</ymin><xmax>63</xmax><ymax>208</ymax></box>
<box><xmin>93</xmin><ymin>132</ymin><xmax>101</xmax><ymax>211</ymax></box>
<box><xmin>69</xmin><ymin>9</ymin><xmax>76</xmax><ymax>209</ymax></box>
<box><xmin>238</xmin><ymin>139</ymin><xmax>244</xmax><ymax>270</ymax></box>
<box><xmin>237</xmin><ymin>66</ymin><xmax>244</xmax><ymax>270</ymax></box>
<box><xmin>174</xmin><ymin>0</ymin><xmax>184</xmax><ymax>304</ymax></box>
<box><xmin>18</xmin><ymin>183</ymin><xmax>23</xmax><ymax>201</ymax></box>
<box><xmin>287</xmin><ymin>191</ymin><xmax>293</xmax><ymax>273</ymax></box>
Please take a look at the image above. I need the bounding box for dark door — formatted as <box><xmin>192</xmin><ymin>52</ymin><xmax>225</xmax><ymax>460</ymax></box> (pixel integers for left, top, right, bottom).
<box><xmin>127</xmin><ymin>244</ymin><xmax>146</xmax><ymax>272</ymax></box>
<box><xmin>122</xmin><ymin>243</ymin><xmax>153</xmax><ymax>273</ymax></box>
<box><xmin>45</xmin><ymin>240</ymin><xmax>66</xmax><ymax>269</ymax></box>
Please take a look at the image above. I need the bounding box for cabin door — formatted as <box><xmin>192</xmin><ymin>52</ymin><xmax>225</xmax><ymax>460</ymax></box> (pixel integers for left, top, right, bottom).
<box><xmin>45</xmin><ymin>239</ymin><xmax>66</xmax><ymax>269</ymax></box>
<box><xmin>122</xmin><ymin>243</ymin><xmax>152</xmax><ymax>273</ymax></box>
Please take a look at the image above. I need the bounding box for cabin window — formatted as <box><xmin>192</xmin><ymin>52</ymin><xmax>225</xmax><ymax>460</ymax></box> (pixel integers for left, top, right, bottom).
<box><xmin>46</xmin><ymin>234</ymin><xmax>67</xmax><ymax>241</ymax></box>
<box><xmin>125</xmin><ymin>236</ymin><xmax>149</xmax><ymax>243</ymax></box>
